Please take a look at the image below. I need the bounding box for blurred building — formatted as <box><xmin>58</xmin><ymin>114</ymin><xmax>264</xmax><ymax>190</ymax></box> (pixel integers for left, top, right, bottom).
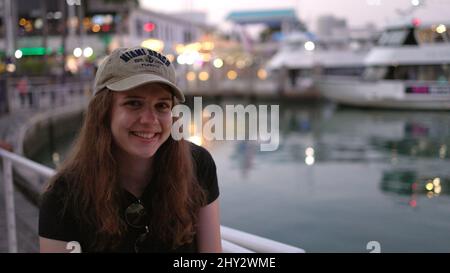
<box><xmin>128</xmin><ymin>8</ymin><xmax>213</xmax><ymax>55</ymax></box>
<box><xmin>316</xmin><ymin>15</ymin><xmax>348</xmax><ymax>40</ymax></box>
<box><xmin>169</xmin><ymin>11</ymin><xmax>208</xmax><ymax>25</ymax></box>
<box><xmin>1</xmin><ymin>0</ymin><xmax>214</xmax><ymax>76</ymax></box>
<box><xmin>315</xmin><ymin>15</ymin><xmax>379</xmax><ymax>50</ymax></box>
<box><xmin>226</xmin><ymin>9</ymin><xmax>305</xmax><ymax>37</ymax></box>
<box><xmin>225</xmin><ymin>9</ymin><xmax>307</xmax><ymax>61</ymax></box>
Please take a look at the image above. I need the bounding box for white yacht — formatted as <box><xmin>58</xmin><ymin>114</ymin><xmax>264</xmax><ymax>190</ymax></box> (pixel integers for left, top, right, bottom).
<box><xmin>316</xmin><ymin>19</ymin><xmax>450</xmax><ymax>110</ymax></box>
<box><xmin>266</xmin><ymin>31</ymin><xmax>317</xmax><ymax>97</ymax></box>
<box><xmin>267</xmin><ymin>31</ymin><xmax>370</xmax><ymax>98</ymax></box>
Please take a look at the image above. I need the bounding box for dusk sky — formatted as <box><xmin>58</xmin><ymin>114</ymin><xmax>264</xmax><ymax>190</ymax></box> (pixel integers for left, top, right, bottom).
<box><xmin>140</xmin><ymin>0</ymin><xmax>450</xmax><ymax>31</ymax></box>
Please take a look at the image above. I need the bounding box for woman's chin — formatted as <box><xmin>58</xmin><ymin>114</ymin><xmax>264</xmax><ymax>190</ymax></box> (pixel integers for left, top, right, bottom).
<box><xmin>133</xmin><ymin>150</ymin><xmax>157</xmax><ymax>159</ymax></box>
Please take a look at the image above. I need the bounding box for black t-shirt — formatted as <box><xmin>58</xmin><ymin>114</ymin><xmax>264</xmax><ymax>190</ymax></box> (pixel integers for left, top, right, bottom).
<box><xmin>39</xmin><ymin>143</ymin><xmax>219</xmax><ymax>253</ymax></box>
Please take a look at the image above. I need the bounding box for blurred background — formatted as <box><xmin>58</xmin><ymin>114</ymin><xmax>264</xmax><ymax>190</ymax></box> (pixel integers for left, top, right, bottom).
<box><xmin>1</xmin><ymin>0</ymin><xmax>450</xmax><ymax>253</ymax></box>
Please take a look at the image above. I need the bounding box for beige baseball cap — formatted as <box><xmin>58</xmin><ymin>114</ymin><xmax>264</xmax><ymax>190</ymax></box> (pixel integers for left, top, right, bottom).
<box><xmin>93</xmin><ymin>46</ymin><xmax>185</xmax><ymax>102</ymax></box>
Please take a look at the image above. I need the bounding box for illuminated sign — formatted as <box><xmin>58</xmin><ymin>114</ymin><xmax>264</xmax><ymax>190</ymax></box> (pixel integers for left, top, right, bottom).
<box><xmin>144</xmin><ymin>22</ymin><xmax>155</xmax><ymax>32</ymax></box>
<box><xmin>17</xmin><ymin>47</ymin><xmax>63</xmax><ymax>56</ymax></box>
<box><xmin>406</xmin><ymin>86</ymin><xmax>429</xmax><ymax>94</ymax></box>
<box><xmin>406</xmin><ymin>85</ymin><xmax>450</xmax><ymax>95</ymax></box>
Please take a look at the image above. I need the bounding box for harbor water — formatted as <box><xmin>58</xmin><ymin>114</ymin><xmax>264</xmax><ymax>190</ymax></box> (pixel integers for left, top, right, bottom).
<box><xmin>32</xmin><ymin>99</ymin><xmax>450</xmax><ymax>252</ymax></box>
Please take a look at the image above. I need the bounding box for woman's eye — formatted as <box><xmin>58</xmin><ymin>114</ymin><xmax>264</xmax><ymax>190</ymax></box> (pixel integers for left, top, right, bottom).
<box><xmin>156</xmin><ymin>103</ymin><xmax>171</xmax><ymax>111</ymax></box>
<box><xmin>124</xmin><ymin>100</ymin><xmax>142</xmax><ymax>107</ymax></box>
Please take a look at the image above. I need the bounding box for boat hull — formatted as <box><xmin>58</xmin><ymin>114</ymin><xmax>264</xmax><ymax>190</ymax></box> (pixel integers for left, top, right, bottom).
<box><xmin>316</xmin><ymin>77</ymin><xmax>450</xmax><ymax>110</ymax></box>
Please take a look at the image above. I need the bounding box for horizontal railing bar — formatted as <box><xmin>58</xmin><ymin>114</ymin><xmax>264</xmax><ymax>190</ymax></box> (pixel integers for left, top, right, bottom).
<box><xmin>0</xmin><ymin>149</ymin><xmax>55</xmax><ymax>178</ymax></box>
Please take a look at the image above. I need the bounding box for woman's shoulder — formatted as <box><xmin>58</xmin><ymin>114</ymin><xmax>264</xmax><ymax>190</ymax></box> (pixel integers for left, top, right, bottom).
<box><xmin>39</xmin><ymin>174</ymin><xmax>80</xmax><ymax>242</ymax></box>
<box><xmin>188</xmin><ymin>142</ymin><xmax>219</xmax><ymax>204</ymax></box>
<box><xmin>40</xmin><ymin>174</ymin><xmax>74</xmax><ymax>207</ymax></box>
<box><xmin>189</xmin><ymin>142</ymin><xmax>215</xmax><ymax>166</ymax></box>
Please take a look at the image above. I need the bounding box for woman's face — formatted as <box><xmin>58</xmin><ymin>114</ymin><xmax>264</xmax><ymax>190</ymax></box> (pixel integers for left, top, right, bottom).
<box><xmin>110</xmin><ymin>83</ymin><xmax>173</xmax><ymax>160</ymax></box>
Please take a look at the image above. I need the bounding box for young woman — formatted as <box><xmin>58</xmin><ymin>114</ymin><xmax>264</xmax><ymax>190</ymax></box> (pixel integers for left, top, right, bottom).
<box><xmin>39</xmin><ymin>47</ymin><xmax>221</xmax><ymax>253</ymax></box>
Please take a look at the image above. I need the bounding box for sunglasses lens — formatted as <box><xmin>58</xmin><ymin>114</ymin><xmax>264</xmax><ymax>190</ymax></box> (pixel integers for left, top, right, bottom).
<box><xmin>134</xmin><ymin>231</ymin><xmax>151</xmax><ymax>253</ymax></box>
<box><xmin>125</xmin><ymin>202</ymin><xmax>147</xmax><ymax>228</ymax></box>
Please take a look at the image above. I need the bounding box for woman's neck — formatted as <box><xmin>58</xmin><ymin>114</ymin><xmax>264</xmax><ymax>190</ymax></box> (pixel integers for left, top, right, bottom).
<box><xmin>115</xmin><ymin>150</ymin><xmax>153</xmax><ymax>198</ymax></box>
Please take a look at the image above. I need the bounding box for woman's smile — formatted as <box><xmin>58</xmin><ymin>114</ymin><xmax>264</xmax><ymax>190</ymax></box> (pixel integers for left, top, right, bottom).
<box><xmin>130</xmin><ymin>131</ymin><xmax>160</xmax><ymax>142</ymax></box>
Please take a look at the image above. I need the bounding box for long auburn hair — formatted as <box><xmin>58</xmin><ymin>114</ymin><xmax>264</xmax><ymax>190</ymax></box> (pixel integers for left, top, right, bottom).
<box><xmin>46</xmin><ymin>89</ymin><xmax>206</xmax><ymax>251</ymax></box>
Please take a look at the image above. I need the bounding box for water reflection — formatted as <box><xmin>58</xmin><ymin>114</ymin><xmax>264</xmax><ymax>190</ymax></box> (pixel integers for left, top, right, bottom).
<box><xmin>381</xmin><ymin>170</ymin><xmax>450</xmax><ymax>211</ymax></box>
<box><xmin>226</xmin><ymin>102</ymin><xmax>450</xmax><ymax>207</ymax></box>
<box><xmin>381</xmin><ymin>170</ymin><xmax>448</xmax><ymax>196</ymax></box>
<box><xmin>234</xmin><ymin>142</ymin><xmax>257</xmax><ymax>178</ymax></box>
<box><xmin>228</xmin><ymin>102</ymin><xmax>450</xmax><ymax>162</ymax></box>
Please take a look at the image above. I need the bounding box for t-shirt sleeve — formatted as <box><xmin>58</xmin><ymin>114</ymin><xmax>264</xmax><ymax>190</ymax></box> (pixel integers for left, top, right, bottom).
<box><xmin>38</xmin><ymin>180</ymin><xmax>80</xmax><ymax>242</ymax></box>
<box><xmin>191</xmin><ymin>143</ymin><xmax>220</xmax><ymax>205</ymax></box>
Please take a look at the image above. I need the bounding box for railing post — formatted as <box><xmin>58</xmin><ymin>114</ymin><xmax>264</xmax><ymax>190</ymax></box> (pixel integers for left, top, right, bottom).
<box><xmin>2</xmin><ymin>157</ymin><xmax>18</xmax><ymax>253</ymax></box>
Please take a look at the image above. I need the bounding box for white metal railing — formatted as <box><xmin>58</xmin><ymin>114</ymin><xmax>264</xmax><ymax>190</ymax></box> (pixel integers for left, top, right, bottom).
<box><xmin>221</xmin><ymin>226</ymin><xmax>305</xmax><ymax>253</ymax></box>
<box><xmin>0</xmin><ymin>148</ymin><xmax>55</xmax><ymax>253</ymax></box>
<box><xmin>0</xmin><ymin>148</ymin><xmax>305</xmax><ymax>253</ymax></box>
<box><xmin>9</xmin><ymin>82</ymin><xmax>91</xmax><ymax>111</ymax></box>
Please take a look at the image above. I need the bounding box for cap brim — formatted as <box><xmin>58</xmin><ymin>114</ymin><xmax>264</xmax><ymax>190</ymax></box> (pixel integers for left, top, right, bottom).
<box><xmin>106</xmin><ymin>74</ymin><xmax>185</xmax><ymax>102</ymax></box>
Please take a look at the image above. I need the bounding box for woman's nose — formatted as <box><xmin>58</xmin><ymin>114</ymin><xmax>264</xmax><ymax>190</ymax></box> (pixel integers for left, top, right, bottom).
<box><xmin>139</xmin><ymin>107</ymin><xmax>158</xmax><ymax>124</ymax></box>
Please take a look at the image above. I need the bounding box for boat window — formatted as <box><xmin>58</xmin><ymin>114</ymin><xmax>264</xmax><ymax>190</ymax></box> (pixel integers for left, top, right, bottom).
<box><xmin>418</xmin><ymin>65</ymin><xmax>450</xmax><ymax>82</ymax></box>
<box><xmin>378</xmin><ymin>29</ymin><xmax>409</xmax><ymax>46</ymax></box>
<box><xmin>299</xmin><ymin>69</ymin><xmax>312</xmax><ymax>77</ymax></box>
<box><xmin>416</xmin><ymin>25</ymin><xmax>450</xmax><ymax>44</ymax></box>
<box><xmin>404</xmin><ymin>28</ymin><xmax>418</xmax><ymax>45</ymax></box>
<box><xmin>441</xmin><ymin>65</ymin><xmax>450</xmax><ymax>83</ymax></box>
<box><xmin>365</xmin><ymin>65</ymin><xmax>450</xmax><ymax>82</ymax></box>
<box><xmin>386</xmin><ymin>66</ymin><xmax>421</xmax><ymax>80</ymax></box>
<box><xmin>416</xmin><ymin>28</ymin><xmax>434</xmax><ymax>44</ymax></box>
<box><xmin>396</xmin><ymin>66</ymin><xmax>418</xmax><ymax>80</ymax></box>
<box><xmin>363</xmin><ymin>67</ymin><xmax>388</xmax><ymax>80</ymax></box>
<box><xmin>323</xmin><ymin>67</ymin><xmax>364</xmax><ymax>77</ymax></box>
<box><xmin>284</xmin><ymin>41</ymin><xmax>304</xmax><ymax>51</ymax></box>
<box><xmin>385</xmin><ymin>65</ymin><xmax>450</xmax><ymax>82</ymax></box>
